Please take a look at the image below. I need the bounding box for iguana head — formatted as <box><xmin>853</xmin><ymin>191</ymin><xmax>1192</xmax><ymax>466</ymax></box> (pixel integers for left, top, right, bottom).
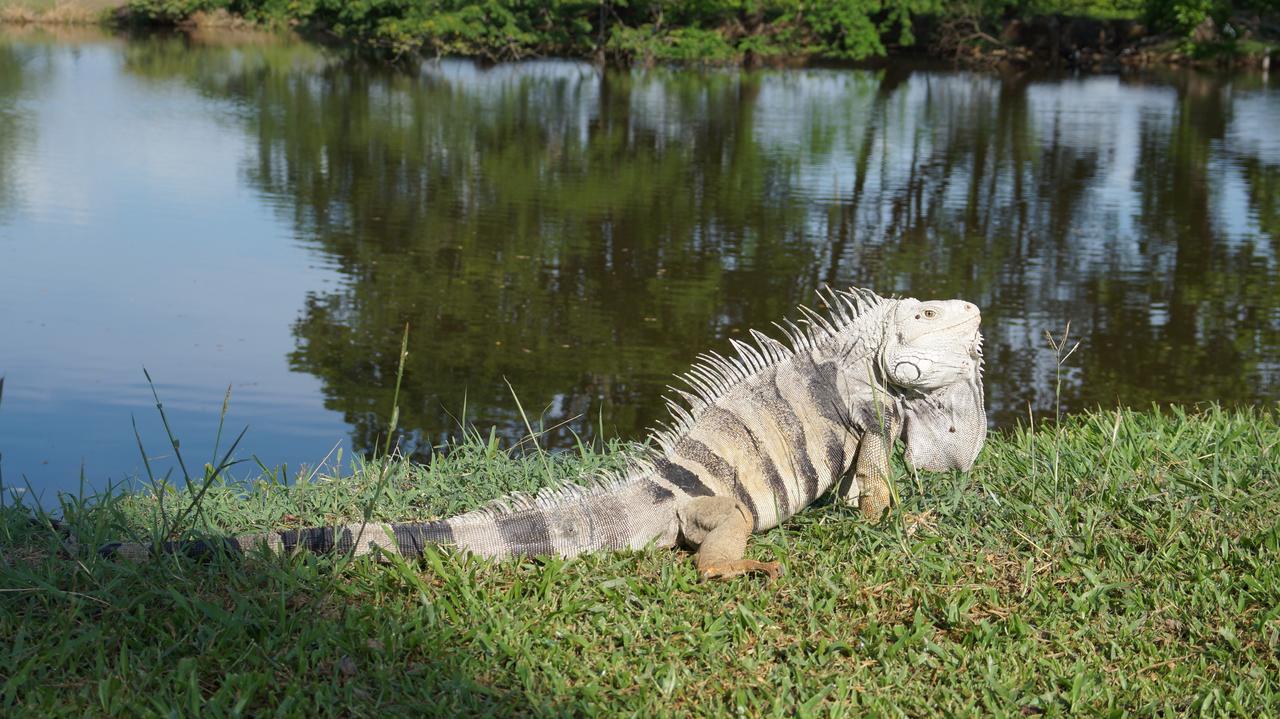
<box><xmin>880</xmin><ymin>297</ymin><xmax>986</xmax><ymax>472</ymax></box>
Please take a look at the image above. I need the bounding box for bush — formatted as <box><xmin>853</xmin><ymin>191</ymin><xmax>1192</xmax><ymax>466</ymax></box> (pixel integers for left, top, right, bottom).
<box><xmin>128</xmin><ymin>0</ymin><xmax>232</xmax><ymax>22</ymax></box>
<box><xmin>1144</xmin><ymin>0</ymin><xmax>1217</xmax><ymax>33</ymax></box>
<box><xmin>796</xmin><ymin>0</ymin><xmax>940</xmax><ymax>58</ymax></box>
<box><xmin>126</xmin><ymin>0</ymin><xmax>946</xmax><ymax>62</ymax></box>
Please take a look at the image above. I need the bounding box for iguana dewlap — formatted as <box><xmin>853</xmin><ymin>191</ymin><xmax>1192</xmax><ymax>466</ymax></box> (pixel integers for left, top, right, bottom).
<box><xmin>101</xmin><ymin>288</ymin><xmax>986</xmax><ymax>579</ymax></box>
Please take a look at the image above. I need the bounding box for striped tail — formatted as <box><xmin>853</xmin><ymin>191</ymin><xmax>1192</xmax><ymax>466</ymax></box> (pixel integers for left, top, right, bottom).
<box><xmin>99</xmin><ymin>467</ymin><xmax>681</xmax><ymax>562</ymax></box>
<box><xmin>437</xmin><ymin>472</ymin><xmax>680</xmax><ymax>559</ymax></box>
<box><xmin>97</xmin><ymin>521</ymin><xmax>453</xmax><ymax>562</ymax></box>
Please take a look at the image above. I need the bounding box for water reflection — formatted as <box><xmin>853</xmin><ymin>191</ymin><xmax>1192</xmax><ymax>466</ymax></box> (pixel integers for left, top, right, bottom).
<box><xmin>0</xmin><ymin>42</ymin><xmax>49</xmax><ymax>221</ymax></box>
<box><xmin>118</xmin><ymin>39</ymin><xmax>1280</xmax><ymax>454</ymax></box>
<box><xmin>231</xmin><ymin>56</ymin><xmax>1278</xmax><ymax>455</ymax></box>
<box><xmin>2</xmin><ymin>29</ymin><xmax>1277</xmax><ymax>476</ymax></box>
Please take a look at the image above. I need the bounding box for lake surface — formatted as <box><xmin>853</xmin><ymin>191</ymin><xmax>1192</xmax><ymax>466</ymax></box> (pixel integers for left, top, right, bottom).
<box><xmin>1</xmin><ymin>27</ymin><xmax>1277</xmax><ymax>498</ymax></box>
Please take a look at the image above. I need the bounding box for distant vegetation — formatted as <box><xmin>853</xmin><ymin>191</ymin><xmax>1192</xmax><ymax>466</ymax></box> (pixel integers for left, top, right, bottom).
<box><xmin>2</xmin><ymin>0</ymin><xmax>1274</xmax><ymax>64</ymax></box>
<box><xmin>112</xmin><ymin>0</ymin><xmax>1279</xmax><ymax>64</ymax></box>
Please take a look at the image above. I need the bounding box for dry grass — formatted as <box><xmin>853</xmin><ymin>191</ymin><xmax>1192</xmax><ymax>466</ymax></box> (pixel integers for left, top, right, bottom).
<box><xmin>0</xmin><ymin>0</ymin><xmax>125</xmax><ymax>25</ymax></box>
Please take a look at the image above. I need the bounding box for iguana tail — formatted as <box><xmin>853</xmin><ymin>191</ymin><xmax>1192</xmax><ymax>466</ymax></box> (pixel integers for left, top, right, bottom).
<box><xmin>98</xmin><ymin>466</ymin><xmax>681</xmax><ymax>562</ymax></box>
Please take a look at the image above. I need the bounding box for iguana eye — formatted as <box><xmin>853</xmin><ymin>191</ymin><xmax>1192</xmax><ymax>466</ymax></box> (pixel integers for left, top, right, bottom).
<box><xmin>922</xmin><ymin>308</ymin><xmax>938</xmax><ymax>319</ymax></box>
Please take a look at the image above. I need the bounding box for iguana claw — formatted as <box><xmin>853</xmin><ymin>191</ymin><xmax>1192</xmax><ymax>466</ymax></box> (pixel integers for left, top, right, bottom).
<box><xmin>699</xmin><ymin>560</ymin><xmax>784</xmax><ymax>581</ymax></box>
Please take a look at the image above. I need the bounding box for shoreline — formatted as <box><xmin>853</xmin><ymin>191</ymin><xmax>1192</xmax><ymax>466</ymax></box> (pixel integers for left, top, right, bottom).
<box><xmin>1</xmin><ymin>2</ymin><xmax>1275</xmax><ymax>72</ymax></box>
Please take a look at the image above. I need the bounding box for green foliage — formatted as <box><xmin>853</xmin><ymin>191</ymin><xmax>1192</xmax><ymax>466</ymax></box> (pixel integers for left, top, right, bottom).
<box><xmin>127</xmin><ymin>0</ymin><xmax>230</xmax><ymax>22</ymax></box>
<box><xmin>123</xmin><ymin>0</ymin><xmax>949</xmax><ymax>62</ymax></box>
<box><xmin>606</xmin><ymin>24</ymin><xmax>742</xmax><ymax>64</ymax></box>
<box><xmin>3</xmin><ymin>407</ymin><xmax>1279</xmax><ymax>713</ymax></box>
<box><xmin>1143</xmin><ymin>0</ymin><xmax>1217</xmax><ymax>33</ymax></box>
<box><xmin>235</xmin><ymin>0</ymin><xmax>319</xmax><ymax>26</ymax></box>
<box><xmin>108</xmin><ymin>0</ymin><xmax>1280</xmax><ymax>62</ymax></box>
<box><xmin>1023</xmin><ymin>0</ymin><xmax>1144</xmax><ymax>18</ymax></box>
<box><xmin>795</xmin><ymin>0</ymin><xmax>941</xmax><ymax>58</ymax></box>
<box><xmin>1141</xmin><ymin>0</ymin><xmax>1280</xmax><ymax>56</ymax></box>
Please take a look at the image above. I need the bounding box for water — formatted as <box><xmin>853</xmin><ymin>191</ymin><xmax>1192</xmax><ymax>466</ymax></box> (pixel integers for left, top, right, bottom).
<box><xmin>1</xmin><ymin>27</ymin><xmax>1277</xmax><ymax>498</ymax></box>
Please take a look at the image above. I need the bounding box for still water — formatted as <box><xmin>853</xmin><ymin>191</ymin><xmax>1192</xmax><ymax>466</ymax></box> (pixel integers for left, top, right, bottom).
<box><xmin>1</xmin><ymin>27</ymin><xmax>1276</xmax><ymax>497</ymax></box>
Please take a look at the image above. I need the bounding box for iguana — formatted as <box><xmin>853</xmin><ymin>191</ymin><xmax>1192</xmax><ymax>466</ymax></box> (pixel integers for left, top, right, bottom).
<box><xmin>99</xmin><ymin>287</ymin><xmax>986</xmax><ymax>579</ymax></box>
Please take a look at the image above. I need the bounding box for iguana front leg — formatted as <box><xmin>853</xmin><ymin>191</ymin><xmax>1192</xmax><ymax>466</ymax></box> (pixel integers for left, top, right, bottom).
<box><xmin>678</xmin><ymin>496</ymin><xmax>782</xmax><ymax>580</ymax></box>
<box><xmin>839</xmin><ymin>420</ymin><xmax>900</xmax><ymax>521</ymax></box>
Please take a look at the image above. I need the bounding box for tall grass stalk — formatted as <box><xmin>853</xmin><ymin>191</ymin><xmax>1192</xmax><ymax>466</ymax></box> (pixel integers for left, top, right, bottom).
<box><xmin>505</xmin><ymin>376</ymin><xmax>558</xmax><ymax>487</ymax></box>
<box><xmin>346</xmin><ymin>323</ymin><xmax>412</xmax><ymax>561</ymax></box>
<box><xmin>1044</xmin><ymin>323</ymin><xmax>1080</xmax><ymax>493</ymax></box>
<box><xmin>125</xmin><ymin>369</ymin><xmax>247</xmax><ymax>553</ymax></box>
<box><xmin>380</xmin><ymin>323</ymin><xmax>411</xmax><ymax>461</ymax></box>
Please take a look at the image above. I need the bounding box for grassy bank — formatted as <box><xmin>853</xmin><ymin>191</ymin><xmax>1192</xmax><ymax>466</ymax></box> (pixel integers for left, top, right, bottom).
<box><xmin>0</xmin><ymin>0</ymin><xmax>125</xmax><ymax>25</ymax></box>
<box><xmin>2</xmin><ymin>404</ymin><xmax>1278</xmax><ymax>715</ymax></box>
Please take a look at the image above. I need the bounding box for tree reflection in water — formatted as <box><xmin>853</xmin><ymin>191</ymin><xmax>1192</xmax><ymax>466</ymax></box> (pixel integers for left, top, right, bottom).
<box><xmin>111</xmin><ymin>39</ymin><xmax>1280</xmax><ymax>458</ymax></box>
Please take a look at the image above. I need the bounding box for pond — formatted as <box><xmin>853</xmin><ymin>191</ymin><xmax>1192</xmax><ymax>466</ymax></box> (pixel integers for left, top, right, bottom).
<box><xmin>1</xmin><ymin>26</ymin><xmax>1276</xmax><ymax>498</ymax></box>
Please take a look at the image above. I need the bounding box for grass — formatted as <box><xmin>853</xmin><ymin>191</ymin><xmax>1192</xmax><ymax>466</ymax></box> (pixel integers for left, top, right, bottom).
<box><xmin>0</xmin><ymin>0</ymin><xmax>124</xmax><ymax>24</ymax></box>
<box><xmin>1</xmin><ymin>404</ymin><xmax>1278</xmax><ymax>715</ymax></box>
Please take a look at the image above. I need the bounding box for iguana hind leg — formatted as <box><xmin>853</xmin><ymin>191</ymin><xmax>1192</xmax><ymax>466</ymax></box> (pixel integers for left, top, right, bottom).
<box><xmin>678</xmin><ymin>496</ymin><xmax>781</xmax><ymax>580</ymax></box>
